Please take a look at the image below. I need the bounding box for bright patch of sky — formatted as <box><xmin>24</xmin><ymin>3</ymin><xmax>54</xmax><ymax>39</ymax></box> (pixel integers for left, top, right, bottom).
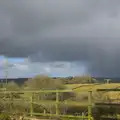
<box><xmin>8</xmin><ymin>58</ymin><xmax>25</xmax><ymax>63</ymax></box>
<box><xmin>0</xmin><ymin>55</ymin><xmax>87</xmax><ymax>78</ymax></box>
<box><xmin>0</xmin><ymin>56</ymin><xmax>25</xmax><ymax>64</ymax></box>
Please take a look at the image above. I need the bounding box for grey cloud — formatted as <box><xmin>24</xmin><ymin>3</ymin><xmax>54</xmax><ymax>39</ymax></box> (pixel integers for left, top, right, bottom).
<box><xmin>49</xmin><ymin>62</ymin><xmax>66</xmax><ymax>68</ymax></box>
<box><xmin>0</xmin><ymin>0</ymin><xmax>120</xmax><ymax>77</ymax></box>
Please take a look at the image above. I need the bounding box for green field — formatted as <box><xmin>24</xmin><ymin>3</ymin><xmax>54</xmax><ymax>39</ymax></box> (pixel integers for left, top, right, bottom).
<box><xmin>1</xmin><ymin>76</ymin><xmax>120</xmax><ymax>120</ymax></box>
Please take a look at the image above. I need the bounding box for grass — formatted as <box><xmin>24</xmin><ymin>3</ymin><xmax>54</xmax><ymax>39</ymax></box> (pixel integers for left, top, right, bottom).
<box><xmin>16</xmin><ymin>83</ymin><xmax>120</xmax><ymax>108</ymax></box>
<box><xmin>2</xmin><ymin>83</ymin><xmax>120</xmax><ymax>115</ymax></box>
<box><xmin>65</xmin><ymin>83</ymin><xmax>120</xmax><ymax>104</ymax></box>
<box><xmin>65</xmin><ymin>83</ymin><xmax>120</xmax><ymax>91</ymax></box>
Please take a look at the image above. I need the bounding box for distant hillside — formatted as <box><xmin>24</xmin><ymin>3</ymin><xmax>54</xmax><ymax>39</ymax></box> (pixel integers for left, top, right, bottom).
<box><xmin>0</xmin><ymin>78</ymin><xmax>29</xmax><ymax>85</ymax></box>
<box><xmin>0</xmin><ymin>77</ymin><xmax>120</xmax><ymax>85</ymax></box>
<box><xmin>95</xmin><ymin>77</ymin><xmax>120</xmax><ymax>83</ymax></box>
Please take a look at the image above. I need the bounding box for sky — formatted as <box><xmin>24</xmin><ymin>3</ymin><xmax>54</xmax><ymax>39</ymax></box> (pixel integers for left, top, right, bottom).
<box><xmin>0</xmin><ymin>56</ymin><xmax>86</xmax><ymax>78</ymax></box>
<box><xmin>0</xmin><ymin>0</ymin><xmax>120</xmax><ymax>78</ymax></box>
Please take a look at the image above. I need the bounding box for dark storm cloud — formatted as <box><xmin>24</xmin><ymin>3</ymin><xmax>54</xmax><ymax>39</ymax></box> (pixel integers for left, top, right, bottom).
<box><xmin>0</xmin><ymin>0</ymin><xmax>120</xmax><ymax>76</ymax></box>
